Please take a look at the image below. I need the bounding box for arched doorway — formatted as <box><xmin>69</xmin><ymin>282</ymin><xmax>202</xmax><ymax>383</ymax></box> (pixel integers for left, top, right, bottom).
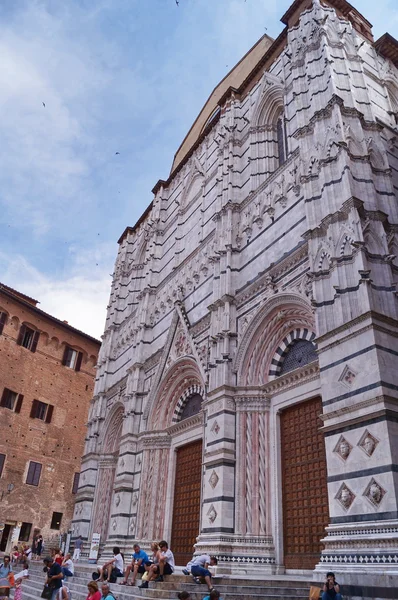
<box><xmin>170</xmin><ymin>392</ymin><xmax>204</xmax><ymax>564</ymax></box>
<box><xmin>280</xmin><ymin>397</ymin><xmax>329</xmax><ymax>570</ymax></box>
<box><xmin>171</xmin><ymin>438</ymin><xmax>203</xmax><ymax>565</ymax></box>
<box><xmin>91</xmin><ymin>406</ymin><xmax>123</xmax><ymax>544</ymax></box>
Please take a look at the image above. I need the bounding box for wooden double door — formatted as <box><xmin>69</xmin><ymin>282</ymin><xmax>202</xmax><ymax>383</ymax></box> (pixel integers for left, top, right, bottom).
<box><xmin>280</xmin><ymin>397</ymin><xmax>329</xmax><ymax>570</ymax></box>
<box><xmin>170</xmin><ymin>440</ymin><xmax>202</xmax><ymax>565</ymax></box>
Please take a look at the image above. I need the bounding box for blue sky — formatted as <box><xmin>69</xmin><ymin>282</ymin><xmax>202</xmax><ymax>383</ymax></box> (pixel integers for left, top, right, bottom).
<box><xmin>0</xmin><ymin>0</ymin><xmax>397</xmax><ymax>338</ymax></box>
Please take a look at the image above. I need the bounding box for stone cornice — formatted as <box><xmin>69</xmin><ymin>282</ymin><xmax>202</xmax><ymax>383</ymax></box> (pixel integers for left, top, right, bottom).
<box><xmin>167</xmin><ymin>413</ymin><xmax>203</xmax><ymax>435</ymax></box>
<box><xmin>261</xmin><ymin>361</ymin><xmax>319</xmax><ymax>395</ymax></box>
<box><xmin>138</xmin><ymin>433</ymin><xmax>172</xmax><ymax>450</ymax></box>
<box><xmin>235</xmin><ymin>394</ymin><xmax>270</xmax><ymax>412</ymax></box>
<box><xmin>319</xmin><ymin>396</ymin><xmax>397</xmax><ymax>426</ymax></box>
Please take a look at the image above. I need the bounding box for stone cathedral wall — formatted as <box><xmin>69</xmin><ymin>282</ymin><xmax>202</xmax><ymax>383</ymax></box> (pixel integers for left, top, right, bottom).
<box><xmin>73</xmin><ymin>0</ymin><xmax>398</xmax><ymax>594</ymax></box>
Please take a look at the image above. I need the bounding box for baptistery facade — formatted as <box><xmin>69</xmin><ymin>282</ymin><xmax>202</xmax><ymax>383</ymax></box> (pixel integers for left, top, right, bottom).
<box><xmin>72</xmin><ymin>0</ymin><xmax>398</xmax><ymax>596</ymax></box>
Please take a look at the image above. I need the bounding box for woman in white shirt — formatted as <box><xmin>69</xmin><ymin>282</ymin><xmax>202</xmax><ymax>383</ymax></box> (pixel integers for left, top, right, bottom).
<box><xmin>97</xmin><ymin>547</ymin><xmax>124</xmax><ymax>582</ymax></box>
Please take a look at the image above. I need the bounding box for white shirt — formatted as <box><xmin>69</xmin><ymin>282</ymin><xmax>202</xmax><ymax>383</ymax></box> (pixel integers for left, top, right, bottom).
<box><xmin>162</xmin><ymin>549</ymin><xmax>175</xmax><ymax>571</ymax></box>
<box><xmin>114</xmin><ymin>553</ymin><xmax>124</xmax><ymax>573</ymax></box>
<box><xmin>15</xmin><ymin>569</ymin><xmax>29</xmax><ymax>581</ymax></box>
<box><xmin>191</xmin><ymin>554</ymin><xmax>211</xmax><ymax>567</ymax></box>
<box><xmin>63</xmin><ymin>559</ymin><xmax>74</xmax><ymax>574</ymax></box>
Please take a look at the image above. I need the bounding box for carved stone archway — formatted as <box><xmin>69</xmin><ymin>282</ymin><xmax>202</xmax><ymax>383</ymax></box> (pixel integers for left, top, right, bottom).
<box><xmin>90</xmin><ymin>404</ymin><xmax>124</xmax><ymax>543</ymax></box>
<box><xmin>235</xmin><ymin>293</ymin><xmax>316</xmax><ymax>386</ymax></box>
<box><xmin>148</xmin><ymin>357</ymin><xmax>205</xmax><ymax>430</ymax></box>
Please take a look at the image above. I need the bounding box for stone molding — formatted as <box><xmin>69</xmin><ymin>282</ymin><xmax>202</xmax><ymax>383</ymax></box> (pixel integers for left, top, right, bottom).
<box><xmin>139</xmin><ymin>434</ymin><xmax>172</xmax><ymax>450</ymax></box>
<box><xmin>167</xmin><ymin>412</ymin><xmax>203</xmax><ymax>435</ymax></box>
<box><xmin>319</xmin><ymin>396</ymin><xmax>389</xmax><ymax>425</ymax></box>
<box><xmin>235</xmin><ymin>395</ymin><xmax>270</xmax><ymax>412</ymax></box>
<box><xmin>261</xmin><ymin>360</ymin><xmax>319</xmax><ymax>395</ymax></box>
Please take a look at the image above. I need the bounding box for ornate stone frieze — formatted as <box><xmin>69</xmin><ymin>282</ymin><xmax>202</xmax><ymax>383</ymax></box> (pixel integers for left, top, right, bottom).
<box><xmin>261</xmin><ymin>361</ymin><xmax>319</xmax><ymax>395</ymax></box>
<box><xmin>167</xmin><ymin>413</ymin><xmax>203</xmax><ymax>435</ymax></box>
<box><xmin>140</xmin><ymin>434</ymin><xmax>171</xmax><ymax>450</ymax></box>
<box><xmin>235</xmin><ymin>395</ymin><xmax>270</xmax><ymax>412</ymax></box>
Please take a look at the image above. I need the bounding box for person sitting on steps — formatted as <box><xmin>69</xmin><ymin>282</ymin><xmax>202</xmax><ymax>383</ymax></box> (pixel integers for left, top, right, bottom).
<box><xmin>121</xmin><ymin>544</ymin><xmax>149</xmax><ymax>586</ymax></box>
<box><xmin>96</xmin><ymin>547</ymin><xmax>124</xmax><ymax>582</ymax></box>
<box><xmin>139</xmin><ymin>540</ymin><xmax>174</xmax><ymax>588</ymax></box>
<box><xmin>322</xmin><ymin>572</ymin><xmax>342</xmax><ymax>600</ymax></box>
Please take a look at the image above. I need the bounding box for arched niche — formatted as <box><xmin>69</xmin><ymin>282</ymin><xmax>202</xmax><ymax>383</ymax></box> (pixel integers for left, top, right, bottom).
<box><xmin>235</xmin><ymin>293</ymin><xmax>316</xmax><ymax>386</ymax></box>
<box><xmin>148</xmin><ymin>357</ymin><xmax>205</xmax><ymax>431</ymax></box>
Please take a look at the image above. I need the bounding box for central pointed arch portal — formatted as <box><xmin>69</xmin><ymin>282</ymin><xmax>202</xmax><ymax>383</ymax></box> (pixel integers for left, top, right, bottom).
<box><xmin>142</xmin><ymin>358</ymin><xmax>205</xmax><ymax>558</ymax></box>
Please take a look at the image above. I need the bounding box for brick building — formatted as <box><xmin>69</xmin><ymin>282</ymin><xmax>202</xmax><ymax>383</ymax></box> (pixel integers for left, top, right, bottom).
<box><xmin>0</xmin><ymin>283</ymin><xmax>100</xmax><ymax>551</ymax></box>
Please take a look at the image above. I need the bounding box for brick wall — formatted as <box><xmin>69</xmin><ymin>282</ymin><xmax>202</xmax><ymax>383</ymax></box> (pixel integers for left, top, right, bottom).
<box><xmin>0</xmin><ymin>286</ymin><xmax>100</xmax><ymax>548</ymax></box>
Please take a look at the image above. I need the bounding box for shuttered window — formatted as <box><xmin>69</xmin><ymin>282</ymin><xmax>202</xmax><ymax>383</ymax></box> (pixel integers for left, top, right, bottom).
<box><xmin>17</xmin><ymin>325</ymin><xmax>40</xmax><ymax>352</ymax></box>
<box><xmin>0</xmin><ymin>388</ymin><xmax>23</xmax><ymax>413</ymax></box>
<box><xmin>0</xmin><ymin>454</ymin><xmax>5</xmax><ymax>478</ymax></box>
<box><xmin>62</xmin><ymin>346</ymin><xmax>83</xmax><ymax>371</ymax></box>
<box><xmin>72</xmin><ymin>472</ymin><xmax>80</xmax><ymax>494</ymax></box>
<box><xmin>0</xmin><ymin>312</ymin><xmax>7</xmax><ymax>335</ymax></box>
<box><xmin>26</xmin><ymin>461</ymin><xmax>42</xmax><ymax>486</ymax></box>
<box><xmin>30</xmin><ymin>400</ymin><xmax>53</xmax><ymax>423</ymax></box>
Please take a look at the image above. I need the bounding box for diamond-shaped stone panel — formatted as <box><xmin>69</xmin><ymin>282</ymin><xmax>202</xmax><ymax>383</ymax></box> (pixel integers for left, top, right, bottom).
<box><xmin>363</xmin><ymin>478</ymin><xmax>386</xmax><ymax>507</ymax></box>
<box><xmin>358</xmin><ymin>430</ymin><xmax>379</xmax><ymax>457</ymax></box>
<box><xmin>339</xmin><ymin>364</ymin><xmax>357</xmax><ymax>387</ymax></box>
<box><xmin>209</xmin><ymin>470</ymin><xmax>219</xmax><ymax>489</ymax></box>
<box><xmin>333</xmin><ymin>435</ymin><xmax>352</xmax><ymax>461</ymax></box>
<box><xmin>211</xmin><ymin>420</ymin><xmax>220</xmax><ymax>435</ymax></box>
<box><xmin>335</xmin><ymin>483</ymin><xmax>355</xmax><ymax>510</ymax></box>
<box><xmin>207</xmin><ymin>504</ymin><xmax>217</xmax><ymax>523</ymax></box>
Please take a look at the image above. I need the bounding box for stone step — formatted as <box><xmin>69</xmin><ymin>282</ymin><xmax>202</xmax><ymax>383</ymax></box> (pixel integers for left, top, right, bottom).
<box><xmin>25</xmin><ymin>563</ymin><xmax>312</xmax><ymax>589</ymax></box>
<box><xmin>24</xmin><ymin>574</ymin><xmax>310</xmax><ymax>597</ymax></box>
<box><xmin>15</xmin><ymin>575</ymin><xmax>311</xmax><ymax>600</ymax></box>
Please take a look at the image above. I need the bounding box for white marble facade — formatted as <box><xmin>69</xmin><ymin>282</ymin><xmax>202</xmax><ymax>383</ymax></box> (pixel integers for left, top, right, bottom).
<box><xmin>72</xmin><ymin>0</ymin><xmax>398</xmax><ymax>594</ymax></box>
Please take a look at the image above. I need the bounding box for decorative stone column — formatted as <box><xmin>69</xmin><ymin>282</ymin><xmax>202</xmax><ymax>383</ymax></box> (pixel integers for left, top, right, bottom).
<box><xmin>135</xmin><ymin>434</ymin><xmax>172</xmax><ymax>543</ymax></box>
<box><xmin>234</xmin><ymin>392</ymin><xmax>276</xmax><ymax>573</ymax></box>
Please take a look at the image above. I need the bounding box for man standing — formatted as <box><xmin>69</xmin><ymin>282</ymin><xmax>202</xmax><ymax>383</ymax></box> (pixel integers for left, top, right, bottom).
<box><xmin>72</xmin><ymin>537</ymin><xmax>83</xmax><ymax>562</ymax></box>
<box><xmin>43</xmin><ymin>556</ymin><xmax>63</xmax><ymax>600</ymax></box>
<box><xmin>121</xmin><ymin>544</ymin><xmax>149</xmax><ymax>586</ymax></box>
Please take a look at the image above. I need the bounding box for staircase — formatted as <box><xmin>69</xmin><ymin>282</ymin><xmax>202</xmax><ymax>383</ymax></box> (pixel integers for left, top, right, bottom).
<box><xmin>15</xmin><ymin>562</ymin><xmax>314</xmax><ymax>600</ymax></box>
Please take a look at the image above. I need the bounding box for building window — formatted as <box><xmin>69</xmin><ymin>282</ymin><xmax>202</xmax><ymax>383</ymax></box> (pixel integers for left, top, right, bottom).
<box><xmin>0</xmin><ymin>388</ymin><xmax>24</xmax><ymax>413</ymax></box>
<box><xmin>18</xmin><ymin>523</ymin><xmax>32</xmax><ymax>542</ymax></box>
<box><xmin>62</xmin><ymin>347</ymin><xmax>83</xmax><ymax>371</ymax></box>
<box><xmin>72</xmin><ymin>472</ymin><xmax>80</xmax><ymax>495</ymax></box>
<box><xmin>0</xmin><ymin>312</ymin><xmax>7</xmax><ymax>335</ymax></box>
<box><xmin>179</xmin><ymin>394</ymin><xmax>203</xmax><ymax>421</ymax></box>
<box><xmin>17</xmin><ymin>324</ymin><xmax>40</xmax><ymax>353</ymax></box>
<box><xmin>50</xmin><ymin>512</ymin><xmax>63</xmax><ymax>530</ymax></box>
<box><xmin>0</xmin><ymin>454</ymin><xmax>5</xmax><ymax>478</ymax></box>
<box><xmin>30</xmin><ymin>400</ymin><xmax>53</xmax><ymax>423</ymax></box>
<box><xmin>277</xmin><ymin>114</ymin><xmax>288</xmax><ymax>167</ymax></box>
<box><xmin>26</xmin><ymin>461</ymin><xmax>42</xmax><ymax>486</ymax></box>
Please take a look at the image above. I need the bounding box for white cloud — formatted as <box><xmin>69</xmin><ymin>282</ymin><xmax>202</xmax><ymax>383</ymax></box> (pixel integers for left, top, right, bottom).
<box><xmin>0</xmin><ymin>250</ymin><xmax>112</xmax><ymax>339</ymax></box>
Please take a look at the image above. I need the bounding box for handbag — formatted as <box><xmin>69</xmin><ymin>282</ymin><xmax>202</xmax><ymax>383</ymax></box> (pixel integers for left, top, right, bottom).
<box><xmin>309</xmin><ymin>586</ymin><xmax>321</xmax><ymax>600</ymax></box>
<box><xmin>41</xmin><ymin>586</ymin><xmax>53</xmax><ymax>599</ymax></box>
